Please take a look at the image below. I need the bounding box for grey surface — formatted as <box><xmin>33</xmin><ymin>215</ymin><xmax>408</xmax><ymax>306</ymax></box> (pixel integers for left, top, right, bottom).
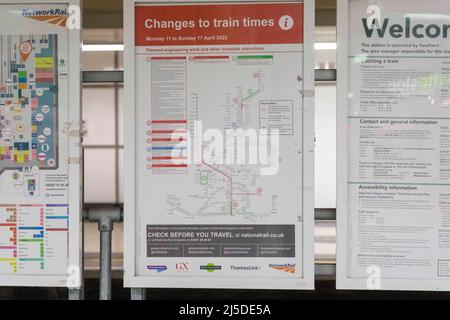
<box><xmin>131</xmin><ymin>288</ymin><xmax>146</xmax><ymax>300</ymax></box>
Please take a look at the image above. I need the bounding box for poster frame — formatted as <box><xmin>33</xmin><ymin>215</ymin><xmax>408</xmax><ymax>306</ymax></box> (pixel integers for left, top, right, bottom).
<box><xmin>0</xmin><ymin>0</ymin><xmax>82</xmax><ymax>288</ymax></box>
<box><xmin>124</xmin><ymin>0</ymin><xmax>315</xmax><ymax>290</ymax></box>
<box><xmin>336</xmin><ymin>0</ymin><xmax>450</xmax><ymax>292</ymax></box>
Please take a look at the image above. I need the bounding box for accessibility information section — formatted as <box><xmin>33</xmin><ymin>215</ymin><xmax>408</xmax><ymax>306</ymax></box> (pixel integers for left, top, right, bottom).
<box><xmin>0</xmin><ymin>1</ymin><xmax>81</xmax><ymax>287</ymax></box>
<box><xmin>338</xmin><ymin>0</ymin><xmax>450</xmax><ymax>291</ymax></box>
<box><xmin>126</xmin><ymin>1</ymin><xmax>314</xmax><ymax>289</ymax></box>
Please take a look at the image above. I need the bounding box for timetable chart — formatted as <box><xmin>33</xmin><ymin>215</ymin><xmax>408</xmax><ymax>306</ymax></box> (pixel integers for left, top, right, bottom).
<box><xmin>0</xmin><ymin>203</ymin><xmax>69</xmax><ymax>275</ymax></box>
<box><xmin>0</xmin><ymin>204</ymin><xmax>17</xmax><ymax>273</ymax></box>
<box><xmin>17</xmin><ymin>204</ymin><xmax>46</xmax><ymax>272</ymax></box>
<box><xmin>44</xmin><ymin>204</ymin><xmax>69</xmax><ymax>274</ymax></box>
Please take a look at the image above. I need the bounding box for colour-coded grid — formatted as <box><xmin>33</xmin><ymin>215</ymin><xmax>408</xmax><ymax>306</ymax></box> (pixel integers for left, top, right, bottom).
<box><xmin>0</xmin><ymin>203</ymin><xmax>69</xmax><ymax>275</ymax></box>
<box><xmin>148</xmin><ymin>56</ymin><xmax>188</xmax><ymax>174</ymax></box>
<box><xmin>147</xmin><ymin>120</ymin><xmax>188</xmax><ymax>172</ymax></box>
<box><xmin>0</xmin><ymin>205</ymin><xmax>17</xmax><ymax>273</ymax></box>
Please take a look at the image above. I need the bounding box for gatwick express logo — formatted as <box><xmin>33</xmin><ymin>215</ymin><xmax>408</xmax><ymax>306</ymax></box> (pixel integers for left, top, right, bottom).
<box><xmin>269</xmin><ymin>264</ymin><xmax>295</xmax><ymax>274</ymax></box>
<box><xmin>175</xmin><ymin>262</ymin><xmax>189</xmax><ymax>272</ymax></box>
<box><xmin>147</xmin><ymin>265</ymin><xmax>167</xmax><ymax>273</ymax></box>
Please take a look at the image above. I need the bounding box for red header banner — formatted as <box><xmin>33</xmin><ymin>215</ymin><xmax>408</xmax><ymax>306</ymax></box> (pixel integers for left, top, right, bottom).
<box><xmin>135</xmin><ymin>2</ymin><xmax>303</xmax><ymax>46</ymax></box>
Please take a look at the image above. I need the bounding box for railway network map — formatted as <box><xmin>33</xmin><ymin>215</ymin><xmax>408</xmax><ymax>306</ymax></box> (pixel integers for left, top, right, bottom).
<box><xmin>0</xmin><ymin>33</ymin><xmax>68</xmax><ymax>277</ymax></box>
<box><xmin>0</xmin><ymin>34</ymin><xmax>58</xmax><ymax>175</ymax></box>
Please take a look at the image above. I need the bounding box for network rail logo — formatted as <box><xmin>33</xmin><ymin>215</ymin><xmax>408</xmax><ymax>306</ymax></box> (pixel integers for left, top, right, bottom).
<box><xmin>22</xmin><ymin>5</ymin><xmax>80</xmax><ymax>29</ymax></box>
<box><xmin>269</xmin><ymin>263</ymin><xmax>295</xmax><ymax>274</ymax></box>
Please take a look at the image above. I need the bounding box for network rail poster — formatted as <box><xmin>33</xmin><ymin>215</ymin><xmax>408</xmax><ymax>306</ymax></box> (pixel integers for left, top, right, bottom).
<box><xmin>337</xmin><ymin>0</ymin><xmax>450</xmax><ymax>291</ymax></box>
<box><xmin>0</xmin><ymin>0</ymin><xmax>82</xmax><ymax>287</ymax></box>
<box><xmin>124</xmin><ymin>0</ymin><xmax>315</xmax><ymax>289</ymax></box>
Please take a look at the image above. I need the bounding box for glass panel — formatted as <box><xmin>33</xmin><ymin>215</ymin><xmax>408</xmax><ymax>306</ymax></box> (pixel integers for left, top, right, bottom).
<box><xmin>83</xmin><ymin>28</ymin><xmax>123</xmax><ymax>45</ymax></box>
<box><xmin>84</xmin><ymin>148</ymin><xmax>116</xmax><ymax>203</ymax></box>
<box><xmin>82</xmin><ymin>51</ymin><xmax>116</xmax><ymax>71</ymax></box>
<box><xmin>117</xmin><ymin>51</ymin><xmax>124</xmax><ymax>70</ymax></box>
<box><xmin>315</xmin><ymin>26</ymin><xmax>337</xmax><ymax>69</ymax></box>
<box><xmin>315</xmin><ymin>221</ymin><xmax>336</xmax><ymax>263</ymax></box>
<box><xmin>118</xmin><ymin>86</ymin><xmax>124</xmax><ymax>146</ymax></box>
<box><xmin>316</xmin><ymin>49</ymin><xmax>337</xmax><ymax>69</ymax></box>
<box><xmin>82</xmin><ymin>86</ymin><xmax>116</xmax><ymax>146</ymax></box>
<box><xmin>118</xmin><ymin>148</ymin><xmax>123</xmax><ymax>204</ymax></box>
<box><xmin>315</xmin><ymin>85</ymin><xmax>337</xmax><ymax>209</ymax></box>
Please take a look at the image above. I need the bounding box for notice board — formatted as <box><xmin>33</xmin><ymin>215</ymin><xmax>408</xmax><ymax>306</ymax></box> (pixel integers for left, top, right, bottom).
<box><xmin>0</xmin><ymin>0</ymin><xmax>82</xmax><ymax>287</ymax></box>
<box><xmin>124</xmin><ymin>0</ymin><xmax>315</xmax><ymax>289</ymax></box>
<box><xmin>337</xmin><ymin>0</ymin><xmax>450</xmax><ymax>291</ymax></box>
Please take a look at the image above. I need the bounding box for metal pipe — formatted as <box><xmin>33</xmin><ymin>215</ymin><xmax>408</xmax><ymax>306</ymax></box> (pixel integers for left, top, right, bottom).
<box><xmin>68</xmin><ymin>288</ymin><xmax>84</xmax><ymax>300</ymax></box>
<box><xmin>131</xmin><ymin>288</ymin><xmax>146</xmax><ymax>300</ymax></box>
<box><xmin>86</xmin><ymin>207</ymin><xmax>121</xmax><ymax>300</ymax></box>
<box><xmin>98</xmin><ymin>216</ymin><xmax>113</xmax><ymax>300</ymax></box>
<box><xmin>81</xmin><ymin>69</ymin><xmax>338</xmax><ymax>84</ymax></box>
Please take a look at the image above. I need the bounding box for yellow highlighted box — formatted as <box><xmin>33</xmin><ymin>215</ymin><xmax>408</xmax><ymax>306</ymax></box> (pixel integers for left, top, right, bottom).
<box><xmin>35</xmin><ymin>57</ymin><xmax>54</xmax><ymax>69</ymax></box>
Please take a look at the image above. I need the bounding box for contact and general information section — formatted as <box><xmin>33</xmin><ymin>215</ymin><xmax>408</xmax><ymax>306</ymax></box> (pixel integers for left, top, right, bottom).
<box><xmin>340</xmin><ymin>0</ymin><xmax>450</xmax><ymax>290</ymax></box>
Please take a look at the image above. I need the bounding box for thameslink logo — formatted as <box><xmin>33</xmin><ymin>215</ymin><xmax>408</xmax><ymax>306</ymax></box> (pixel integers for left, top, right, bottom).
<box><xmin>230</xmin><ymin>265</ymin><xmax>261</xmax><ymax>271</ymax></box>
